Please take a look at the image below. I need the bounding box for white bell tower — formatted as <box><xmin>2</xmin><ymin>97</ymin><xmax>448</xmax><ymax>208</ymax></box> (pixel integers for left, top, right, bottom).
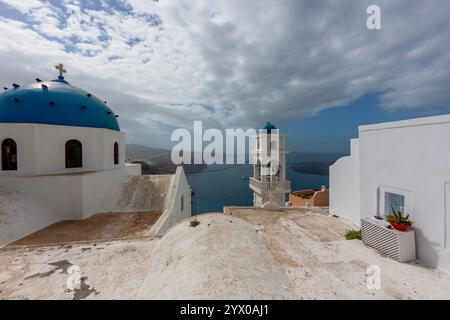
<box><xmin>250</xmin><ymin>122</ymin><xmax>291</xmax><ymax>209</ymax></box>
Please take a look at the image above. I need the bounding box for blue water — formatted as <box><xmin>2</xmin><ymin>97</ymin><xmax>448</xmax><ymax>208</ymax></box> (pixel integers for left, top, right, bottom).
<box><xmin>186</xmin><ymin>153</ymin><xmax>332</xmax><ymax>215</ymax></box>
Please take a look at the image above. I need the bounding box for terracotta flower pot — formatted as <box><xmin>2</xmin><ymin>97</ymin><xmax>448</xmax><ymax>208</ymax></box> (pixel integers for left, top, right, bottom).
<box><xmin>389</xmin><ymin>222</ymin><xmax>412</xmax><ymax>232</ymax></box>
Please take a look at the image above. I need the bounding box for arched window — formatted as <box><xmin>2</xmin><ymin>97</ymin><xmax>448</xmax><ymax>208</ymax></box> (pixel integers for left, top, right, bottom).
<box><xmin>114</xmin><ymin>142</ymin><xmax>119</xmax><ymax>165</ymax></box>
<box><xmin>65</xmin><ymin>140</ymin><xmax>82</xmax><ymax>168</ymax></box>
<box><xmin>2</xmin><ymin>138</ymin><xmax>17</xmax><ymax>171</ymax></box>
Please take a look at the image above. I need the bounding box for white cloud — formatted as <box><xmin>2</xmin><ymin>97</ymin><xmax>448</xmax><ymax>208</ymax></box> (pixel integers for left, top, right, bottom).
<box><xmin>0</xmin><ymin>0</ymin><xmax>449</xmax><ymax>147</ymax></box>
<box><xmin>0</xmin><ymin>0</ymin><xmax>43</xmax><ymax>13</ymax></box>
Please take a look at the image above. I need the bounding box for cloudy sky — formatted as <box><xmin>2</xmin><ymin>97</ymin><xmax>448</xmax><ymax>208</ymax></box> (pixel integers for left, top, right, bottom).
<box><xmin>0</xmin><ymin>0</ymin><xmax>449</xmax><ymax>152</ymax></box>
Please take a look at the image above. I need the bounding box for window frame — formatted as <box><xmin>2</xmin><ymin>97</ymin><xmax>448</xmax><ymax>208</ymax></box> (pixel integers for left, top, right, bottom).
<box><xmin>378</xmin><ymin>186</ymin><xmax>411</xmax><ymax>218</ymax></box>
<box><xmin>1</xmin><ymin>138</ymin><xmax>18</xmax><ymax>171</ymax></box>
<box><xmin>65</xmin><ymin>139</ymin><xmax>83</xmax><ymax>169</ymax></box>
<box><xmin>114</xmin><ymin>142</ymin><xmax>119</xmax><ymax>165</ymax></box>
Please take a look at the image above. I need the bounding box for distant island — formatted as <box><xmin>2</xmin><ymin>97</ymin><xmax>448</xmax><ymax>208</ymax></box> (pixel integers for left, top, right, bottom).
<box><xmin>290</xmin><ymin>161</ymin><xmax>337</xmax><ymax>176</ymax></box>
<box><xmin>126</xmin><ymin>144</ymin><xmax>344</xmax><ymax>176</ymax></box>
<box><xmin>125</xmin><ymin>144</ymin><xmax>207</xmax><ymax>174</ymax></box>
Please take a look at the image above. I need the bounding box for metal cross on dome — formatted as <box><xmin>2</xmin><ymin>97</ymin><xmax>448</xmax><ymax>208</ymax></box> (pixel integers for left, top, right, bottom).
<box><xmin>55</xmin><ymin>63</ymin><xmax>67</xmax><ymax>78</ymax></box>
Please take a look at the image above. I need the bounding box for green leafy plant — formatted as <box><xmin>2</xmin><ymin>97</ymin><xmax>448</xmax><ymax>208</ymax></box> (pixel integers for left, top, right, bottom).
<box><xmin>190</xmin><ymin>219</ymin><xmax>200</xmax><ymax>227</ymax></box>
<box><xmin>345</xmin><ymin>229</ymin><xmax>362</xmax><ymax>240</ymax></box>
<box><xmin>387</xmin><ymin>207</ymin><xmax>413</xmax><ymax>226</ymax></box>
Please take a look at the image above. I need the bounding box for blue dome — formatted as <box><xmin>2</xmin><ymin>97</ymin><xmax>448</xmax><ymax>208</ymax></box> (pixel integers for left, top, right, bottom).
<box><xmin>262</xmin><ymin>121</ymin><xmax>277</xmax><ymax>133</ymax></box>
<box><xmin>0</xmin><ymin>77</ymin><xmax>120</xmax><ymax>131</ymax></box>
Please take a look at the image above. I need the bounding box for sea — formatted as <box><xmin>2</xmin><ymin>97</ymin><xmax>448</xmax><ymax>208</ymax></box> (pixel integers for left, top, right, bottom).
<box><xmin>186</xmin><ymin>153</ymin><xmax>336</xmax><ymax>215</ymax></box>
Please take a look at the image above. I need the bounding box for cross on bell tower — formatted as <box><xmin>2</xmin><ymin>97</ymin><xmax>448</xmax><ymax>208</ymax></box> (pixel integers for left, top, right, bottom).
<box><xmin>55</xmin><ymin>63</ymin><xmax>67</xmax><ymax>80</ymax></box>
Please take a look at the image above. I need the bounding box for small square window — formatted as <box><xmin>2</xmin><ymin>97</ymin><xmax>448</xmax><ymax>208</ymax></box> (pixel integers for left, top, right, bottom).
<box><xmin>385</xmin><ymin>192</ymin><xmax>405</xmax><ymax>216</ymax></box>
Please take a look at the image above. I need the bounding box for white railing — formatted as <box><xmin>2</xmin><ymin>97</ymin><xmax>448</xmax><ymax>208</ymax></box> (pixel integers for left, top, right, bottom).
<box><xmin>249</xmin><ymin>177</ymin><xmax>291</xmax><ymax>192</ymax></box>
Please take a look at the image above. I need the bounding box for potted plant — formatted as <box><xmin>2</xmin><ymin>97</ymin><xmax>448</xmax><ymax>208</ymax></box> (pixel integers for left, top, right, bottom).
<box><xmin>387</xmin><ymin>207</ymin><xmax>413</xmax><ymax>231</ymax></box>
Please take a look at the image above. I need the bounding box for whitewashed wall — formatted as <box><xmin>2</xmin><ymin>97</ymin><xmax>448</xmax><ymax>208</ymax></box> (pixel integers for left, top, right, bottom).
<box><xmin>0</xmin><ymin>189</ymin><xmax>58</xmax><ymax>245</ymax></box>
<box><xmin>329</xmin><ymin>139</ymin><xmax>360</xmax><ymax>225</ymax></box>
<box><xmin>151</xmin><ymin>166</ymin><xmax>192</xmax><ymax>236</ymax></box>
<box><xmin>359</xmin><ymin>115</ymin><xmax>450</xmax><ymax>270</ymax></box>
<box><xmin>79</xmin><ymin>164</ymin><xmax>141</xmax><ymax>218</ymax></box>
<box><xmin>0</xmin><ymin>123</ymin><xmax>125</xmax><ymax>176</ymax></box>
<box><xmin>330</xmin><ymin>114</ymin><xmax>450</xmax><ymax>271</ymax></box>
<box><xmin>0</xmin><ymin>164</ymin><xmax>141</xmax><ymax>244</ymax></box>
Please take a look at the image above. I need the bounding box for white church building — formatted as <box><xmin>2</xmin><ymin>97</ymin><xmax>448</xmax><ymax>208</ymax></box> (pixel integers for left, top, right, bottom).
<box><xmin>330</xmin><ymin>114</ymin><xmax>450</xmax><ymax>271</ymax></box>
<box><xmin>0</xmin><ymin>65</ymin><xmax>191</xmax><ymax>244</ymax></box>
